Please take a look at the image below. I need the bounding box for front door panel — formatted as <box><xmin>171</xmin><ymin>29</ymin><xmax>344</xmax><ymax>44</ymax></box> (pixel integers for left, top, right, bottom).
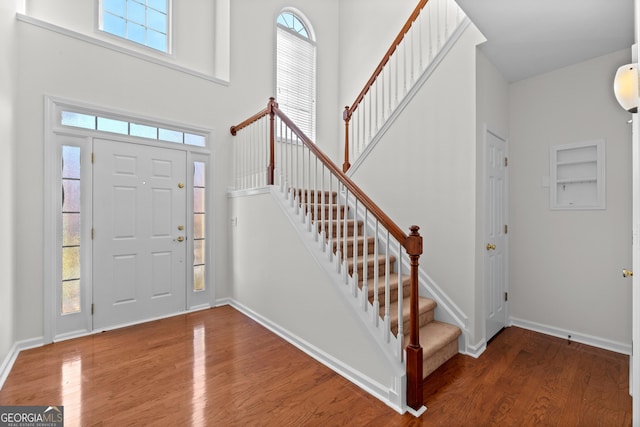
<box><xmin>93</xmin><ymin>139</ymin><xmax>186</xmax><ymax>330</ymax></box>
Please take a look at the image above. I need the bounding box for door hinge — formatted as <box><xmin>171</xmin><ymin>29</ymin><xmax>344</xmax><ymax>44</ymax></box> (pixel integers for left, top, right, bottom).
<box><xmin>91</xmin><ymin>303</ymin><xmax>94</xmax><ymax>315</ymax></box>
<box><xmin>91</xmin><ymin>152</ymin><xmax>95</xmax><ymax>163</ymax></box>
<box><xmin>504</xmin><ymin>224</ymin><xmax>508</xmax><ymax>234</ymax></box>
<box><xmin>504</xmin><ymin>157</ymin><xmax>508</xmax><ymax>167</ymax></box>
<box><xmin>504</xmin><ymin>292</ymin><xmax>508</xmax><ymax>302</ymax></box>
<box><xmin>91</xmin><ymin>228</ymin><xmax>94</xmax><ymax>240</ymax></box>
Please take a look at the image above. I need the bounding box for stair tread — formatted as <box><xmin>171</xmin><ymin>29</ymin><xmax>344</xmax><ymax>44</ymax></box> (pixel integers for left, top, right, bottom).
<box><xmin>364</xmin><ymin>272</ymin><xmax>408</xmax><ymax>289</ymax></box>
<box><xmin>409</xmin><ymin>321</ymin><xmax>462</xmax><ymax>359</ymax></box>
<box><xmin>386</xmin><ymin>296</ymin><xmax>436</xmax><ymax>323</ymax></box>
<box><xmin>350</xmin><ymin>253</ymin><xmax>395</xmax><ymax>267</ymax></box>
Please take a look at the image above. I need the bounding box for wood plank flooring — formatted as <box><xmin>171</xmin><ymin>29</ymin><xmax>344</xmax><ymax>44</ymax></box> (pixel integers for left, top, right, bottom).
<box><xmin>0</xmin><ymin>306</ymin><xmax>631</xmax><ymax>426</ymax></box>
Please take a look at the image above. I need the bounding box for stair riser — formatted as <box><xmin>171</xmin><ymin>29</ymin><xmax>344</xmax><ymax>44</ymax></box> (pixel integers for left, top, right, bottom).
<box><xmin>294</xmin><ymin>191</ymin><xmax>337</xmax><ymax>204</ymax></box>
<box><xmin>391</xmin><ymin>309</ymin><xmax>435</xmax><ymax>336</ymax></box>
<box><xmin>319</xmin><ymin>222</ymin><xmax>363</xmax><ymax>238</ymax></box>
<box><xmin>332</xmin><ymin>238</ymin><xmax>376</xmax><ymax>257</ymax></box>
<box><xmin>348</xmin><ymin>260</ymin><xmax>393</xmax><ymax>280</ymax></box>
<box><xmin>304</xmin><ymin>205</ymin><xmax>347</xmax><ymax>221</ymax></box>
<box><xmin>422</xmin><ymin>340</ymin><xmax>459</xmax><ymax>379</ymax></box>
<box><xmin>366</xmin><ymin>281</ymin><xmax>410</xmax><ymax>304</ymax></box>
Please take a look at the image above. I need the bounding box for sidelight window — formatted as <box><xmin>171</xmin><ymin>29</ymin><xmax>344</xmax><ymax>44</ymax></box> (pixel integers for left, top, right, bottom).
<box><xmin>61</xmin><ymin>146</ymin><xmax>82</xmax><ymax>314</ymax></box>
<box><xmin>193</xmin><ymin>161</ymin><xmax>206</xmax><ymax>292</ymax></box>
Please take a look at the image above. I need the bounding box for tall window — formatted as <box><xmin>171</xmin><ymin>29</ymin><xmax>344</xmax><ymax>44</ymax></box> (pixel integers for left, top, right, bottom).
<box><xmin>100</xmin><ymin>0</ymin><xmax>169</xmax><ymax>52</ymax></box>
<box><xmin>193</xmin><ymin>161</ymin><xmax>206</xmax><ymax>292</ymax></box>
<box><xmin>61</xmin><ymin>146</ymin><xmax>82</xmax><ymax>315</ymax></box>
<box><xmin>276</xmin><ymin>10</ymin><xmax>316</xmax><ymax>140</ymax></box>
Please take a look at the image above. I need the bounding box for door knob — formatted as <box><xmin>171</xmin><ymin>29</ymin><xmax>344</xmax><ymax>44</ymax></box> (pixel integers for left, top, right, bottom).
<box><xmin>623</xmin><ymin>269</ymin><xmax>633</xmax><ymax>278</ymax></box>
<box><xmin>486</xmin><ymin>243</ymin><xmax>496</xmax><ymax>251</ymax></box>
<box><xmin>176</xmin><ymin>236</ymin><xmax>185</xmax><ymax>242</ymax></box>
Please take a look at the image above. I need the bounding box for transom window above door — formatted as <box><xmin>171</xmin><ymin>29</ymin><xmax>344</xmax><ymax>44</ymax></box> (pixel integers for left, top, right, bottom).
<box><xmin>60</xmin><ymin>109</ymin><xmax>206</xmax><ymax>147</ymax></box>
<box><xmin>100</xmin><ymin>0</ymin><xmax>169</xmax><ymax>52</ymax></box>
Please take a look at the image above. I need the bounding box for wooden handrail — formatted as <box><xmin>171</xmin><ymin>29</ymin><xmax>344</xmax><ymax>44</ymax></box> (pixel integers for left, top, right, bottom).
<box><xmin>343</xmin><ymin>0</ymin><xmax>430</xmax><ymax>172</ymax></box>
<box><xmin>231</xmin><ymin>99</ymin><xmax>424</xmax><ymax>411</ymax></box>
<box><xmin>344</xmin><ymin>0</ymin><xmax>429</xmax><ymax>123</ymax></box>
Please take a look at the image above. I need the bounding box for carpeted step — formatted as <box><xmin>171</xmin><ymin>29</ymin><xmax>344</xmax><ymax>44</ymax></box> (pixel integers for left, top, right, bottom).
<box><xmin>347</xmin><ymin>254</ymin><xmax>396</xmax><ymax>279</ymax></box>
<box><xmin>293</xmin><ymin>189</ymin><xmax>337</xmax><ymax>204</ymax></box>
<box><xmin>317</xmin><ymin>219</ymin><xmax>363</xmax><ymax>238</ymax></box>
<box><xmin>410</xmin><ymin>321</ymin><xmax>462</xmax><ymax>378</ymax></box>
<box><xmin>362</xmin><ymin>273</ymin><xmax>410</xmax><ymax>304</ymax></box>
<box><xmin>304</xmin><ymin>203</ymin><xmax>347</xmax><ymax>221</ymax></box>
<box><xmin>387</xmin><ymin>296</ymin><xmax>436</xmax><ymax>336</ymax></box>
<box><xmin>332</xmin><ymin>235</ymin><xmax>376</xmax><ymax>258</ymax></box>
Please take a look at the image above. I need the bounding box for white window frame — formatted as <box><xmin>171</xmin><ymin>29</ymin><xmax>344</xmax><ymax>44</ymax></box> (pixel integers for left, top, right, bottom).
<box><xmin>98</xmin><ymin>0</ymin><xmax>173</xmax><ymax>54</ymax></box>
<box><xmin>44</xmin><ymin>96</ymin><xmax>214</xmax><ymax>343</ymax></box>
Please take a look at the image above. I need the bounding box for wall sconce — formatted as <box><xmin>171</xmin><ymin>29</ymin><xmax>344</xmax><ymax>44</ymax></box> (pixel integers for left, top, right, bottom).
<box><xmin>614</xmin><ymin>63</ymin><xmax>639</xmax><ymax>113</ymax></box>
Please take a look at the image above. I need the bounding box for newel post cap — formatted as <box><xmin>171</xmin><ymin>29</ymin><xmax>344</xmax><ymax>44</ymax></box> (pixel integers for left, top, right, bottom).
<box><xmin>405</xmin><ymin>225</ymin><xmax>423</xmax><ymax>256</ymax></box>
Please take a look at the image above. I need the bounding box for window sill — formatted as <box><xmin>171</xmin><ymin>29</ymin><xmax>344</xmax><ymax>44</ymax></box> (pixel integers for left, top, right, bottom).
<box><xmin>16</xmin><ymin>13</ymin><xmax>230</xmax><ymax>87</ymax></box>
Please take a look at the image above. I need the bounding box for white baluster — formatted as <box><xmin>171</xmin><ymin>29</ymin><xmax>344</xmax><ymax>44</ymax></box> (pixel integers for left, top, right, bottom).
<box><xmin>372</xmin><ymin>219</ymin><xmax>380</xmax><ymax>326</ymax></box>
<box><xmin>335</xmin><ymin>181</ymin><xmax>341</xmax><ymax>274</ymax></box>
<box><xmin>362</xmin><ymin>209</ymin><xmax>369</xmax><ymax>312</ymax></box>
<box><xmin>384</xmin><ymin>231</ymin><xmax>391</xmax><ymax>342</ymax></box>
<box><xmin>342</xmin><ymin>188</ymin><xmax>349</xmax><ymax>284</ymax></box>
<box><xmin>396</xmin><ymin>242</ymin><xmax>404</xmax><ymax>359</ymax></box>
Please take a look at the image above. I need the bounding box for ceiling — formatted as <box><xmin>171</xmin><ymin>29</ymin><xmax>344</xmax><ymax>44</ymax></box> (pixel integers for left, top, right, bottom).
<box><xmin>455</xmin><ymin>0</ymin><xmax>635</xmax><ymax>82</ymax></box>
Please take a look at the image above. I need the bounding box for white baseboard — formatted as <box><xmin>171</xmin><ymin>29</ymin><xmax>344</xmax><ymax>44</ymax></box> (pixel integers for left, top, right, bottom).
<box><xmin>223</xmin><ymin>299</ymin><xmax>409</xmax><ymax>415</ymax></box>
<box><xmin>464</xmin><ymin>340</ymin><xmax>486</xmax><ymax>359</ymax></box>
<box><xmin>0</xmin><ymin>337</ymin><xmax>44</xmax><ymax>390</ymax></box>
<box><xmin>509</xmin><ymin>317</ymin><xmax>632</xmax><ymax>355</ymax></box>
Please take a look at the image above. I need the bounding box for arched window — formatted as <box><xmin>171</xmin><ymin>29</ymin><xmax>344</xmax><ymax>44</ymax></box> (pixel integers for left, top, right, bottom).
<box><xmin>276</xmin><ymin>10</ymin><xmax>316</xmax><ymax>140</ymax></box>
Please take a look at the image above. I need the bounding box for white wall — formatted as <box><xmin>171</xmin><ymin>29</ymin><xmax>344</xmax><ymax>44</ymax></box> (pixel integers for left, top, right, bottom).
<box><xmin>338</xmin><ymin>0</ymin><xmax>416</xmax><ymax>107</ymax></box>
<box><xmin>475</xmin><ymin>49</ymin><xmax>509</xmax><ymax>341</ymax></box>
<box><xmin>509</xmin><ymin>49</ymin><xmax>633</xmax><ymax>346</ymax></box>
<box><xmin>0</xmin><ymin>1</ymin><xmax>17</xmax><ymax>365</ymax></box>
<box><xmin>348</xmin><ymin>24</ymin><xmax>486</xmax><ymax>346</ymax></box>
<box><xmin>230</xmin><ymin>191</ymin><xmax>399</xmax><ymax>390</ymax></box>
<box><xmin>25</xmin><ymin>0</ymin><xmax>226</xmax><ymax>80</ymax></box>
<box><xmin>12</xmin><ymin>0</ymin><xmax>340</xmax><ymax>343</ymax></box>
<box><xmin>230</xmin><ymin>0</ymin><xmax>341</xmax><ymax>159</ymax></box>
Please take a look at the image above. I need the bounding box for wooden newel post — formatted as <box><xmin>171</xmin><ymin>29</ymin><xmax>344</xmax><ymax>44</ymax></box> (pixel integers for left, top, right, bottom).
<box><xmin>405</xmin><ymin>225</ymin><xmax>423</xmax><ymax>411</ymax></box>
<box><xmin>343</xmin><ymin>106</ymin><xmax>351</xmax><ymax>173</ymax></box>
<box><xmin>267</xmin><ymin>97</ymin><xmax>277</xmax><ymax>185</ymax></box>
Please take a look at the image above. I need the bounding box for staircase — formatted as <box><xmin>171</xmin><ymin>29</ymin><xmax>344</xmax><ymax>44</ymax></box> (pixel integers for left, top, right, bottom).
<box><xmin>300</xmin><ymin>189</ymin><xmax>461</xmax><ymax>379</ymax></box>
<box><xmin>229</xmin><ymin>0</ymin><xmax>469</xmax><ymax>413</ymax></box>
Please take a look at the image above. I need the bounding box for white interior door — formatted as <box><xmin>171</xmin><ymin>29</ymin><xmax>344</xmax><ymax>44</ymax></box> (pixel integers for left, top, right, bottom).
<box><xmin>484</xmin><ymin>129</ymin><xmax>508</xmax><ymax>341</ymax></box>
<box><xmin>93</xmin><ymin>139</ymin><xmax>187</xmax><ymax>330</ymax></box>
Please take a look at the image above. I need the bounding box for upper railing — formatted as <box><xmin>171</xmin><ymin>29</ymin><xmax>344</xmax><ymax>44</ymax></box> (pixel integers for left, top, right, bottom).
<box><xmin>342</xmin><ymin>0</ymin><xmax>466</xmax><ymax>171</ymax></box>
<box><xmin>231</xmin><ymin>98</ymin><xmax>425</xmax><ymax>411</ymax></box>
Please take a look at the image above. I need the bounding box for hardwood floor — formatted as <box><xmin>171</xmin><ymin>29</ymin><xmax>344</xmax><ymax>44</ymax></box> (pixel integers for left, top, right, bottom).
<box><xmin>0</xmin><ymin>306</ymin><xmax>631</xmax><ymax>426</ymax></box>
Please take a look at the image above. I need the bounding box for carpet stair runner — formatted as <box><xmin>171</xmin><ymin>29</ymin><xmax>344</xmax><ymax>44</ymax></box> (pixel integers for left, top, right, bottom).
<box><xmin>299</xmin><ymin>190</ymin><xmax>461</xmax><ymax>378</ymax></box>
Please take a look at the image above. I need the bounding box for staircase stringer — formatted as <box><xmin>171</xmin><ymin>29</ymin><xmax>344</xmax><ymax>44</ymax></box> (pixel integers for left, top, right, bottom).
<box><xmin>346</xmin><ymin>18</ymin><xmax>471</xmax><ymax>176</ymax></box>
<box><xmin>270</xmin><ymin>185</ymin><xmax>408</xmax><ymax>410</ymax></box>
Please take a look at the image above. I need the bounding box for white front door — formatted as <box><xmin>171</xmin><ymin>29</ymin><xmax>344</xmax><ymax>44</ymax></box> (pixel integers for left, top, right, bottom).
<box><xmin>484</xmin><ymin>129</ymin><xmax>508</xmax><ymax>341</ymax></box>
<box><xmin>93</xmin><ymin>139</ymin><xmax>187</xmax><ymax>330</ymax></box>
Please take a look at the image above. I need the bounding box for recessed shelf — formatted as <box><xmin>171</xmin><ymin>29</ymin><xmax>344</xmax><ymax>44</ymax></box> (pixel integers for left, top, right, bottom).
<box><xmin>555</xmin><ymin>177</ymin><xmax>597</xmax><ymax>184</ymax></box>
<box><xmin>550</xmin><ymin>140</ymin><xmax>605</xmax><ymax>210</ymax></box>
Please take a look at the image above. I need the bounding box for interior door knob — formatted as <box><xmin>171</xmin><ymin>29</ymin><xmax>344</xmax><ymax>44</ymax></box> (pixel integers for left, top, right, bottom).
<box><xmin>486</xmin><ymin>243</ymin><xmax>496</xmax><ymax>251</ymax></box>
<box><xmin>623</xmin><ymin>269</ymin><xmax>633</xmax><ymax>278</ymax></box>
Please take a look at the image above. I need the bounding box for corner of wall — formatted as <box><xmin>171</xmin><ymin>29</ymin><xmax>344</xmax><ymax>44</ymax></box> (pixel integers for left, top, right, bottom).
<box><xmin>0</xmin><ymin>0</ymin><xmax>18</xmax><ymax>372</ymax></box>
